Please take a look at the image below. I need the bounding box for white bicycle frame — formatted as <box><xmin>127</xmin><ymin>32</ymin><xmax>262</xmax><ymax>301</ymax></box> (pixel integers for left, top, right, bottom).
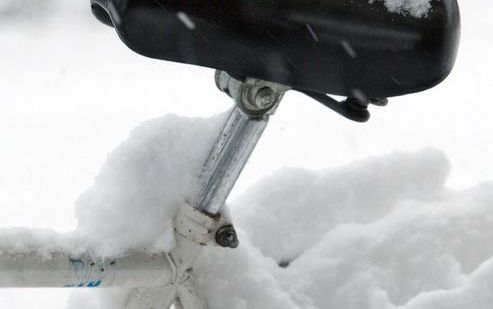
<box><xmin>0</xmin><ymin>71</ymin><xmax>289</xmax><ymax>309</ymax></box>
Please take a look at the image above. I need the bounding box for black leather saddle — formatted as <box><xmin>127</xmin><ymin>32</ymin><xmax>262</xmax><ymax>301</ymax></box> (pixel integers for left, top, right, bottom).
<box><xmin>91</xmin><ymin>0</ymin><xmax>460</xmax><ymax>117</ymax></box>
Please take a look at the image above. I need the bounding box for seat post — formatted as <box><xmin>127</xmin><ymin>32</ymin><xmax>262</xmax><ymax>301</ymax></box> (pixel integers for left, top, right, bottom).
<box><xmin>168</xmin><ymin>72</ymin><xmax>289</xmax><ymax>308</ymax></box>
<box><xmin>194</xmin><ymin>107</ymin><xmax>268</xmax><ymax>215</ymax></box>
<box><xmin>195</xmin><ymin>71</ymin><xmax>290</xmax><ymax>216</ymax></box>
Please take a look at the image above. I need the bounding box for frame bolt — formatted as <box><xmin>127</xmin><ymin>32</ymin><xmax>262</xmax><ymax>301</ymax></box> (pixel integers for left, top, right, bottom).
<box><xmin>215</xmin><ymin>225</ymin><xmax>239</xmax><ymax>248</ymax></box>
<box><xmin>255</xmin><ymin>87</ymin><xmax>276</xmax><ymax>109</ymax></box>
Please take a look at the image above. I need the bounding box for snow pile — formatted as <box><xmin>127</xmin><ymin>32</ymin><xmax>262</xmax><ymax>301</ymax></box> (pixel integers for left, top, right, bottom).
<box><xmin>195</xmin><ymin>149</ymin><xmax>493</xmax><ymax>309</ymax></box>
<box><xmin>0</xmin><ymin>113</ymin><xmax>227</xmax><ymax>258</ymax></box>
<box><xmin>277</xmin><ymin>187</ymin><xmax>493</xmax><ymax>309</ymax></box>
<box><xmin>1</xmin><ymin>113</ymin><xmax>492</xmax><ymax>308</ymax></box>
<box><xmin>233</xmin><ymin>149</ymin><xmax>449</xmax><ymax>264</ymax></box>
<box><xmin>67</xmin><ymin>135</ymin><xmax>493</xmax><ymax>309</ymax></box>
<box><xmin>74</xmin><ymin>113</ymin><xmax>226</xmax><ymax>256</ymax></box>
<box><xmin>370</xmin><ymin>0</ymin><xmax>432</xmax><ymax>18</ymax></box>
<box><xmin>0</xmin><ymin>228</ymin><xmax>88</xmax><ymax>259</ymax></box>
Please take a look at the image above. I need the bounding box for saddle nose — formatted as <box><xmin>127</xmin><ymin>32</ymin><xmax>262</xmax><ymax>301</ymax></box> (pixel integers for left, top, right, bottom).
<box><xmin>90</xmin><ymin>0</ymin><xmax>113</xmax><ymax>28</ymax></box>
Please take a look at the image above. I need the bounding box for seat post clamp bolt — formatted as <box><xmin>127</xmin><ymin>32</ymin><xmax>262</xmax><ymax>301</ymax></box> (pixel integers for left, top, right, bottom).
<box><xmin>215</xmin><ymin>225</ymin><xmax>239</xmax><ymax>249</ymax></box>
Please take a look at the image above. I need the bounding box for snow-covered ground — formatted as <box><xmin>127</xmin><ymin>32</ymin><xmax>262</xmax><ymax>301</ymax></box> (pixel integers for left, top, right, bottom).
<box><xmin>1</xmin><ymin>0</ymin><xmax>493</xmax><ymax>308</ymax></box>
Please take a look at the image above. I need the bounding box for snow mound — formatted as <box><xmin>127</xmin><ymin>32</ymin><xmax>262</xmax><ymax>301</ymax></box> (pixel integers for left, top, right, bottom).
<box><xmin>74</xmin><ymin>113</ymin><xmax>227</xmax><ymax>256</ymax></box>
<box><xmin>0</xmin><ymin>112</ymin><xmax>227</xmax><ymax>258</ymax></box>
<box><xmin>280</xmin><ymin>185</ymin><xmax>493</xmax><ymax>308</ymax></box>
<box><xmin>2</xmin><ymin>113</ymin><xmax>492</xmax><ymax>308</ymax></box>
<box><xmin>403</xmin><ymin>258</ymin><xmax>493</xmax><ymax>309</ymax></box>
<box><xmin>370</xmin><ymin>0</ymin><xmax>432</xmax><ymax>18</ymax></box>
<box><xmin>234</xmin><ymin>148</ymin><xmax>450</xmax><ymax>264</ymax></box>
<box><xmin>195</xmin><ymin>150</ymin><xmax>493</xmax><ymax>309</ymax></box>
<box><xmin>0</xmin><ymin>228</ymin><xmax>87</xmax><ymax>259</ymax></box>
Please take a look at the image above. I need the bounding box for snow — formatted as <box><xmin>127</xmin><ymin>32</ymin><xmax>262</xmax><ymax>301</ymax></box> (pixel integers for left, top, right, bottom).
<box><xmin>0</xmin><ymin>228</ymin><xmax>84</xmax><ymax>259</ymax></box>
<box><xmin>403</xmin><ymin>258</ymin><xmax>493</xmax><ymax>309</ymax></box>
<box><xmin>1</xmin><ymin>0</ymin><xmax>493</xmax><ymax>308</ymax></box>
<box><xmin>74</xmin><ymin>113</ymin><xmax>227</xmax><ymax>256</ymax></box>
<box><xmin>3</xmin><ymin>110</ymin><xmax>490</xmax><ymax>308</ymax></box>
<box><xmin>370</xmin><ymin>0</ymin><xmax>432</xmax><ymax>18</ymax></box>
<box><xmin>0</xmin><ymin>113</ymin><xmax>227</xmax><ymax>258</ymax></box>
<box><xmin>176</xmin><ymin>12</ymin><xmax>196</xmax><ymax>30</ymax></box>
<box><xmin>63</xmin><ymin>145</ymin><xmax>493</xmax><ymax>309</ymax></box>
<box><xmin>233</xmin><ymin>148</ymin><xmax>450</xmax><ymax>264</ymax></box>
<box><xmin>195</xmin><ymin>149</ymin><xmax>493</xmax><ymax>309</ymax></box>
<box><xmin>58</xmin><ymin>137</ymin><xmax>493</xmax><ymax>309</ymax></box>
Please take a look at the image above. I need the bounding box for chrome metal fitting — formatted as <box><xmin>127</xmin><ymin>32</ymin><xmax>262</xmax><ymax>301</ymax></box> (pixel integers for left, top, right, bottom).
<box><xmin>215</xmin><ymin>225</ymin><xmax>239</xmax><ymax>249</ymax></box>
<box><xmin>215</xmin><ymin>70</ymin><xmax>290</xmax><ymax>117</ymax></box>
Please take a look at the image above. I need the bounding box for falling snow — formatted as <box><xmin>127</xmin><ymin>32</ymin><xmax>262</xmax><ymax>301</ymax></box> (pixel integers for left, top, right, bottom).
<box><xmin>306</xmin><ymin>24</ymin><xmax>319</xmax><ymax>42</ymax></box>
<box><xmin>176</xmin><ymin>12</ymin><xmax>195</xmax><ymax>30</ymax></box>
<box><xmin>341</xmin><ymin>40</ymin><xmax>358</xmax><ymax>58</ymax></box>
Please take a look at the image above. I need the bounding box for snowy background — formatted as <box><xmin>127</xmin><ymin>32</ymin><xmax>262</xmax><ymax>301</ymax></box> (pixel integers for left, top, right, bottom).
<box><xmin>1</xmin><ymin>0</ymin><xmax>493</xmax><ymax>308</ymax></box>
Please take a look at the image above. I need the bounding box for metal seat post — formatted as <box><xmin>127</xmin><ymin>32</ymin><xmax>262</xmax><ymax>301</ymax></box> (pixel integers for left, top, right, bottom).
<box><xmin>167</xmin><ymin>71</ymin><xmax>289</xmax><ymax>308</ymax></box>
<box><xmin>195</xmin><ymin>71</ymin><xmax>290</xmax><ymax>216</ymax></box>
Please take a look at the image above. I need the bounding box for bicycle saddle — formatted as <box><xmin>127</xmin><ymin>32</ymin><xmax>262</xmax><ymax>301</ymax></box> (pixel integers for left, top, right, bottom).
<box><xmin>91</xmin><ymin>0</ymin><xmax>460</xmax><ymax>119</ymax></box>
